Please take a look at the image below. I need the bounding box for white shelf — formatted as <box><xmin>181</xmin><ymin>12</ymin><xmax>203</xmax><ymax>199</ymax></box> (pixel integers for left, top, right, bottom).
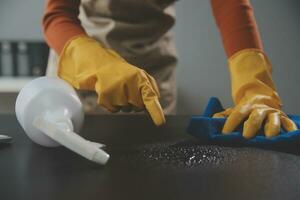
<box><xmin>0</xmin><ymin>77</ymin><xmax>36</xmax><ymax>92</ymax></box>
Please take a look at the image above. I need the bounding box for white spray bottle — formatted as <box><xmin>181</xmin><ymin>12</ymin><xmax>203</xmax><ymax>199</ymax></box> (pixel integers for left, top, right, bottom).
<box><xmin>15</xmin><ymin>77</ymin><xmax>109</xmax><ymax>165</ymax></box>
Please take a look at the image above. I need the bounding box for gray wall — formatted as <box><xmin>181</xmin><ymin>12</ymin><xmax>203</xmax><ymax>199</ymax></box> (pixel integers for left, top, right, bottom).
<box><xmin>0</xmin><ymin>0</ymin><xmax>300</xmax><ymax>115</ymax></box>
<box><xmin>0</xmin><ymin>0</ymin><xmax>44</xmax><ymax>40</ymax></box>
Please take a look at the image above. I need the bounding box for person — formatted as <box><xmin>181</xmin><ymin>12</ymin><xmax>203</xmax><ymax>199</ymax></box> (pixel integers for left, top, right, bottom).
<box><xmin>43</xmin><ymin>0</ymin><xmax>297</xmax><ymax>138</ymax></box>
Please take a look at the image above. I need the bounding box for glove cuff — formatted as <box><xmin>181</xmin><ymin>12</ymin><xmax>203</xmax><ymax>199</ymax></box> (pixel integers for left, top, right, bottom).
<box><xmin>58</xmin><ymin>35</ymin><xmax>93</xmax><ymax>88</ymax></box>
<box><xmin>58</xmin><ymin>35</ymin><xmax>127</xmax><ymax>90</ymax></box>
<box><xmin>228</xmin><ymin>48</ymin><xmax>281</xmax><ymax>107</ymax></box>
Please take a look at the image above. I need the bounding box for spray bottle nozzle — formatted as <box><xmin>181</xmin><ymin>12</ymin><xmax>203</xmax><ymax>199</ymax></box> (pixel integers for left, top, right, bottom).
<box><xmin>33</xmin><ymin>116</ymin><xmax>110</xmax><ymax>165</ymax></box>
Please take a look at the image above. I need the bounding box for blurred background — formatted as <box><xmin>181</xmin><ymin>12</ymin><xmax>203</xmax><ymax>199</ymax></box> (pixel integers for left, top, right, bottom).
<box><xmin>0</xmin><ymin>0</ymin><xmax>299</xmax><ymax>115</ymax></box>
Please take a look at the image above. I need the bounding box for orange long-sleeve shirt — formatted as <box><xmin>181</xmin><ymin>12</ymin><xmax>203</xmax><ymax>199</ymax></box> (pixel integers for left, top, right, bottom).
<box><xmin>211</xmin><ymin>0</ymin><xmax>263</xmax><ymax>57</ymax></box>
<box><xmin>43</xmin><ymin>0</ymin><xmax>86</xmax><ymax>54</ymax></box>
<box><xmin>43</xmin><ymin>0</ymin><xmax>263</xmax><ymax>57</ymax></box>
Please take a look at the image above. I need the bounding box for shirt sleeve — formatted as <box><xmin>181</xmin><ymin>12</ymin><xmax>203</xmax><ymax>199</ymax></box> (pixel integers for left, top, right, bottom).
<box><xmin>210</xmin><ymin>0</ymin><xmax>264</xmax><ymax>57</ymax></box>
<box><xmin>42</xmin><ymin>0</ymin><xmax>87</xmax><ymax>54</ymax></box>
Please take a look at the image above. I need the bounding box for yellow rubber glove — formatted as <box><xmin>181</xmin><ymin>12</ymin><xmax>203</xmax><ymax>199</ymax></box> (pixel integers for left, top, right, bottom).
<box><xmin>213</xmin><ymin>49</ymin><xmax>297</xmax><ymax>138</ymax></box>
<box><xmin>58</xmin><ymin>36</ymin><xmax>165</xmax><ymax>126</ymax></box>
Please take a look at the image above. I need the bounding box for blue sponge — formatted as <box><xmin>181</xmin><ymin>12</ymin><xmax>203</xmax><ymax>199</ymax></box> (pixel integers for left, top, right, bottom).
<box><xmin>187</xmin><ymin>97</ymin><xmax>300</xmax><ymax>147</ymax></box>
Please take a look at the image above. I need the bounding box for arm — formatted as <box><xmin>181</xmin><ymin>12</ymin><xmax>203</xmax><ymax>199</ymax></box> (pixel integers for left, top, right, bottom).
<box><xmin>42</xmin><ymin>0</ymin><xmax>165</xmax><ymax>126</ymax></box>
<box><xmin>210</xmin><ymin>0</ymin><xmax>297</xmax><ymax>138</ymax></box>
<box><xmin>43</xmin><ymin>0</ymin><xmax>86</xmax><ymax>54</ymax></box>
<box><xmin>211</xmin><ymin>0</ymin><xmax>263</xmax><ymax>57</ymax></box>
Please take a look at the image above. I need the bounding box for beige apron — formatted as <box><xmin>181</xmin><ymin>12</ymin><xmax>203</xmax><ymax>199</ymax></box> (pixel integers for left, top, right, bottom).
<box><xmin>46</xmin><ymin>0</ymin><xmax>178</xmax><ymax>114</ymax></box>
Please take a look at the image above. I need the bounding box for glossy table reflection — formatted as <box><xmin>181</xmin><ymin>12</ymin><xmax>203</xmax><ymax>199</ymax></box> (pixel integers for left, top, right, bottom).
<box><xmin>0</xmin><ymin>114</ymin><xmax>300</xmax><ymax>200</ymax></box>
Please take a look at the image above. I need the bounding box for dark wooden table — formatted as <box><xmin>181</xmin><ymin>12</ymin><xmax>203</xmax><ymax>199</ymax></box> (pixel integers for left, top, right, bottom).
<box><xmin>1</xmin><ymin>114</ymin><xmax>300</xmax><ymax>200</ymax></box>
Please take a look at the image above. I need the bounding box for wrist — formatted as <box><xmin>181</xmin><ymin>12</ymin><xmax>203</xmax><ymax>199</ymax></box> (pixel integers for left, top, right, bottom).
<box><xmin>228</xmin><ymin>49</ymin><xmax>281</xmax><ymax>105</ymax></box>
